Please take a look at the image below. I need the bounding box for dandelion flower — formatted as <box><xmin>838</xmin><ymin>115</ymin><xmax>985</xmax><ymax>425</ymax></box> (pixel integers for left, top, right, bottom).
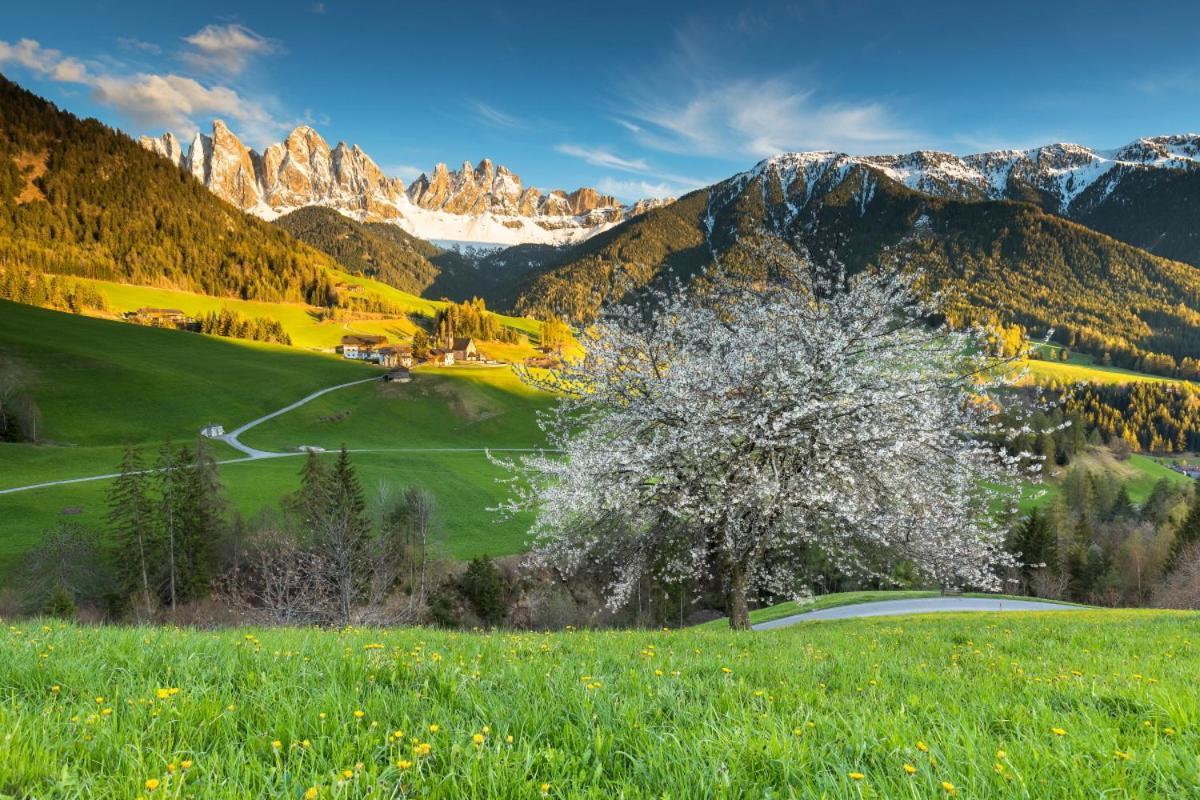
<box><xmin>429</xmin><ymin>724</ymin><xmax>439</xmax><ymax>733</ymax></box>
<box><xmin>144</xmin><ymin>778</ymin><xmax>160</xmax><ymax>791</ymax></box>
<box><xmin>354</xmin><ymin>710</ymin><xmax>365</xmax><ymax>719</ymax></box>
<box><xmin>917</xmin><ymin>741</ymin><xmax>929</xmax><ymax>752</ymax></box>
<box><xmin>540</xmin><ymin>783</ymin><xmax>552</xmax><ymax>796</ymax></box>
<box><xmin>397</xmin><ymin>759</ymin><xmax>412</xmax><ymax>770</ymax></box>
<box><xmin>272</xmin><ymin>740</ymin><xmax>282</xmax><ymax>750</ymax></box>
<box><xmin>942</xmin><ymin>781</ymin><xmax>957</xmax><ymax>795</ymax></box>
<box><xmin>1051</xmin><ymin>727</ymin><xmax>1066</xmax><ymax>737</ymax></box>
<box><xmin>721</xmin><ymin>667</ymin><xmax>732</xmax><ymax>674</ymax></box>
<box><xmin>341</xmin><ymin>769</ymin><xmax>354</xmax><ymax>779</ymax></box>
<box><xmin>304</xmin><ymin>788</ymin><xmax>319</xmax><ymax>800</ymax></box>
<box><xmin>472</xmin><ymin>733</ymin><xmax>486</xmax><ymax>745</ymax></box>
<box><xmin>903</xmin><ymin>764</ymin><xmax>917</xmax><ymax>775</ymax></box>
<box><xmin>848</xmin><ymin>772</ymin><xmax>865</xmax><ymax>780</ymax></box>
<box><xmin>180</xmin><ymin>760</ymin><xmax>193</xmax><ymax>770</ymax></box>
<box><xmin>1114</xmin><ymin>750</ymin><xmax>1130</xmax><ymax>760</ymax></box>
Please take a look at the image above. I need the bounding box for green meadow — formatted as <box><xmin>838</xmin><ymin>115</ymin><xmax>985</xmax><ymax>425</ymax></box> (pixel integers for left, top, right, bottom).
<box><xmin>1</xmin><ymin>611</ymin><xmax>1197</xmax><ymax>798</ymax></box>
<box><xmin>0</xmin><ymin>301</ymin><xmax>547</xmax><ymax>574</ymax></box>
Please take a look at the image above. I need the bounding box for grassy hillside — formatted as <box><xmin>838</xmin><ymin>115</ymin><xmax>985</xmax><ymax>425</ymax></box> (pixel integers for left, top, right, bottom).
<box><xmin>1</xmin><ymin>612</ymin><xmax>1197</xmax><ymax>797</ymax></box>
<box><xmin>0</xmin><ymin>302</ymin><xmax>547</xmax><ymax>572</ymax></box>
<box><xmin>0</xmin><ymin>75</ymin><xmax>340</xmax><ymax>305</ymax></box>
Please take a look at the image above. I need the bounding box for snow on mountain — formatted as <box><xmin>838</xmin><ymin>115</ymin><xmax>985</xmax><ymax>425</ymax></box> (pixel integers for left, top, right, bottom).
<box><xmin>733</xmin><ymin>135</ymin><xmax>1200</xmax><ymax>215</ymax></box>
<box><xmin>140</xmin><ymin>122</ymin><xmax>669</xmax><ymax>247</ymax></box>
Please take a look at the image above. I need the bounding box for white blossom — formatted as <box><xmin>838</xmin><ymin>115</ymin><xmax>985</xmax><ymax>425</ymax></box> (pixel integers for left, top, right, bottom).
<box><xmin>494</xmin><ymin>242</ymin><xmax>1035</xmax><ymax>628</ymax></box>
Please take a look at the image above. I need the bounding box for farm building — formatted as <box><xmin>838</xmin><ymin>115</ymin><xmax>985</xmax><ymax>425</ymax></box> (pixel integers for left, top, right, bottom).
<box><xmin>384</xmin><ymin>367</ymin><xmax>412</xmax><ymax>383</ymax></box>
<box><xmin>200</xmin><ymin>423</ymin><xmax>224</xmax><ymax>437</ymax></box>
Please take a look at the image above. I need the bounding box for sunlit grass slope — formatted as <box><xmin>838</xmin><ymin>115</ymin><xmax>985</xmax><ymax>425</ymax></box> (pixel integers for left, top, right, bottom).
<box><xmin>1</xmin><ymin>612</ymin><xmax>1196</xmax><ymax>797</ymax></box>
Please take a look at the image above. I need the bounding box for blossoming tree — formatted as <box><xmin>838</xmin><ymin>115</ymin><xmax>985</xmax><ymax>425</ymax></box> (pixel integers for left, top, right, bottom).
<box><xmin>498</xmin><ymin>245</ymin><xmax>1034</xmax><ymax>629</ymax></box>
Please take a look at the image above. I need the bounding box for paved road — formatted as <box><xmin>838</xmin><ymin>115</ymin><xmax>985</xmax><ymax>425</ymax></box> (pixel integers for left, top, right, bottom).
<box><xmin>753</xmin><ymin>597</ymin><xmax>1080</xmax><ymax>630</ymax></box>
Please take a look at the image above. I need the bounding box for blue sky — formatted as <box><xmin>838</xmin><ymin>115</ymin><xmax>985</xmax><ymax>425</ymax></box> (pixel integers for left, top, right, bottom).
<box><xmin>2</xmin><ymin>1</ymin><xmax>1198</xmax><ymax>200</ymax></box>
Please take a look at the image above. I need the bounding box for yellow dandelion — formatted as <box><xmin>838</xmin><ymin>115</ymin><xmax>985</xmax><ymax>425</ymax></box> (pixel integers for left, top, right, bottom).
<box><xmin>848</xmin><ymin>772</ymin><xmax>865</xmax><ymax>780</ymax></box>
<box><xmin>397</xmin><ymin>759</ymin><xmax>413</xmax><ymax>770</ymax></box>
<box><xmin>942</xmin><ymin>781</ymin><xmax>957</xmax><ymax>795</ymax></box>
<box><xmin>429</xmin><ymin>724</ymin><xmax>439</xmax><ymax>733</ymax></box>
<box><xmin>540</xmin><ymin>783</ymin><xmax>552</xmax><ymax>796</ymax></box>
<box><xmin>720</xmin><ymin>667</ymin><xmax>732</xmax><ymax>674</ymax></box>
<box><xmin>472</xmin><ymin>733</ymin><xmax>486</xmax><ymax>745</ymax></box>
<box><xmin>144</xmin><ymin>778</ymin><xmax>160</xmax><ymax>791</ymax></box>
<box><xmin>1051</xmin><ymin>727</ymin><xmax>1066</xmax><ymax>736</ymax></box>
<box><xmin>353</xmin><ymin>710</ymin><xmax>365</xmax><ymax>719</ymax></box>
<box><xmin>995</xmin><ymin>749</ymin><xmax>1006</xmax><ymax>760</ymax></box>
<box><xmin>1114</xmin><ymin>750</ymin><xmax>1130</xmax><ymax>760</ymax></box>
<box><xmin>180</xmin><ymin>760</ymin><xmax>193</xmax><ymax>770</ymax></box>
<box><xmin>166</xmin><ymin>763</ymin><xmax>177</xmax><ymax>773</ymax></box>
<box><xmin>304</xmin><ymin>788</ymin><xmax>319</xmax><ymax>800</ymax></box>
<box><xmin>341</xmin><ymin>769</ymin><xmax>354</xmax><ymax>779</ymax></box>
<box><xmin>903</xmin><ymin>764</ymin><xmax>917</xmax><ymax>775</ymax></box>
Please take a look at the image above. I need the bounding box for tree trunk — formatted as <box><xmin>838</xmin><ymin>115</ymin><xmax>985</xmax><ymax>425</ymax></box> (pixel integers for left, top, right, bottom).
<box><xmin>727</xmin><ymin>565</ymin><xmax>750</xmax><ymax>631</ymax></box>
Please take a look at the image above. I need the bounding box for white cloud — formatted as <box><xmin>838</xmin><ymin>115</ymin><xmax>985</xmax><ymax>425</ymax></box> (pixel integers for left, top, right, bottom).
<box><xmin>626</xmin><ymin>77</ymin><xmax>919</xmax><ymax>159</ymax></box>
<box><xmin>0</xmin><ymin>38</ymin><xmax>89</xmax><ymax>84</ymax></box>
<box><xmin>384</xmin><ymin>164</ymin><xmax>426</xmax><ymax>182</ymax></box>
<box><xmin>556</xmin><ymin>142</ymin><xmax>707</xmax><ymax>197</ymax></box>
<box><xmin>0</xmin><ymin>37</ymin><xmax>288</xmax><ymax>146</ymax></box>
<box><xmin>595</xmin><ymin>176</ymin><xmax>683</xmax><ymax>201</ymax></box>
<box><xmin>182</xmin><ymin>24</ymin><xmax>279</xmax><ymax>76</ymax></box>
<box><xmin>555</xmin><ymin>144</ymin><xmax>650</xmax><ymax>173</ymax></box>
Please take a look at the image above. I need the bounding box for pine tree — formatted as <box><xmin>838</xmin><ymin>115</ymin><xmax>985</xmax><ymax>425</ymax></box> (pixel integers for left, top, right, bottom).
<box><xmin>319</xmin><ymin>446</ymin><xmax>370</xmax><ymax>623</ymax></box>
<box><xmin>1012</xmin><ymin>508</ymin><xmax>1056</xmax><ymax>596</ymax></box>
<box><xmin>175</xmin><ymin>439</ymin><xmax>225</xmax><ymax>602</ymax></box>
<box><xmin>1167</xmin><ymin>489</ymin><xmax>1200</xmax><ymax>573</ymax></box>
<box><xmin>106</xmin><ymin>444</ymin><xmax>158</xmax><ymax>615</ymax></box>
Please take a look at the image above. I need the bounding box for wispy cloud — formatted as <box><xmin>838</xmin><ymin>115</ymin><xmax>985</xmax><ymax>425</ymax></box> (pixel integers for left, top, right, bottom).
<box><xmin>117</xmin><ymin>37</ymin><xmax>161</xmax><ymax>56</ymax></box>
<box><xmin>595</xmin><ymin>177</ymin><xmax>682</xmax><ymax>201</ymax></box>
<box><xmin>555</xmin><ymin>144</ymin><xmax>650</xmax><ymax>173</ymax></box>
<box><xmin>625</xmin><ymin>77</ymin><xmax>919</xmax><ymax>159</ymax></box>
<box><xmin>383</xmin><ymin>164</ymin><xmax>426</xmax><ymax>182</ymax></box>
<box><xmin>556</xmin><ymin>142</ymin><xmax>707</xmax><ymax>198</ymax></box>
<box><xmin>0</xmin><ymin>36</ymin><xmax>288</xmax><ymax>146</ymax></box>
<box><xmin>181</xmin><ymin>23</ymin><xmax>280</xmax><ymax>76</ymax></box>
<box><xmin>614</xmin><ymin>16</ymin><xmax>922</xmax><ymax>160</ymax></box>
<box><xmin>474</xmin><ymin>102</ymin><xmax>525</xmax><ymax>130</ymax></box>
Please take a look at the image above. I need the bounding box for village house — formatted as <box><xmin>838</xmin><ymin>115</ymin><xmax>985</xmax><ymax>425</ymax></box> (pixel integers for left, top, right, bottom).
<box><xmin>450</xmin><ymin>337</ymin><xmax>479</xmax><ymax>362</ymax></box>
<box><xmin>339</xmin><ymin>334</ymin><xmax>387</xmax><ymax>360</ymax></box>
<box><xmin>430</xmin><ymin>349</ymin><xmax>455</xmax><ymax>366</ymax></box>
<box><xmin>375</xmin><ymin>344</ymin><xmax>413</xmax><ymax>368</ymax></box>
<box><xmin>199</xmin><ymin>423</ymin><xmax>224</xmax><ymax>438</ymax></box>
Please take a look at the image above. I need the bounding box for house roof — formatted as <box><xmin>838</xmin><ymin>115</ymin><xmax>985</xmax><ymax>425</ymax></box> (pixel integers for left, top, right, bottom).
<box><xmin>376</xmin><ymin>344</ymin><xmax>412</xmax><ymax>354</ymax></box>
<box><xmin>341</xmin><ymin>334</ymin><xmax>387</xmax><ymax>346</ymax></box>
<box><xmin>137</xmin><ymin>307</ymin><xmax>186</xmax><ymax>315</ymax></box>
<box><xmin>451</xmin><ymin>337</ymin><xmax>476</xmax><ymax>350</ymax></box>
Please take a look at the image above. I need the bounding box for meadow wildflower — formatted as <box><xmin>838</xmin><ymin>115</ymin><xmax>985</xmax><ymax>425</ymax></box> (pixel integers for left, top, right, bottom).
<box><xmin>180</xmin><ymin>760</ymin><xmax>193</xmax><ymax>770</ymax></box>
<box><xmin>472</xmin><ymin>733</ymin><xmax>486</xmax><ymax>745</ymax></box>
<box><xmin>304</xmin><ymin>788</ymin><xmax>319</xmax><ymax>800</ymax></box>
<box><xmin>942</xmin><ymin>781</ymin><xmax>957</xmax><ymax>795</ymax></box>
<box><xmin>903</xmin><ymin>764</ymin><xmax>917</xmax><ymax>775</ymax></box>
<box><xmin>144</xmin><ymin>778</ymin><xmax>160</xmax><ymax>791</ymax></box>
<box><xmin>397</xmin><ymin>759</ymin><xmax>412</xmax><ymax>769</ymax></box>
<box><xmin>1051</xmin><ymin>727</ymin><xmax>1066</xmax><ymax>736</ymax></box>
<box><xmin>848</xmin><ymin>772</ymin><xmax>865</xmax><ymax>780</ymax></box>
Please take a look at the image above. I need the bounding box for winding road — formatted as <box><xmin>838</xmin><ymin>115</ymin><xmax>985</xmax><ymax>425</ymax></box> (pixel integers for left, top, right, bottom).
<box><xmin>0</xmin><ymin>375</ymin><xmax>550</xmax><ymax>496</ymax></box>
<box><xmin>753</xmin><ymin>596</ymin><xmax>1080</xmax><ymax>630</ymax></box>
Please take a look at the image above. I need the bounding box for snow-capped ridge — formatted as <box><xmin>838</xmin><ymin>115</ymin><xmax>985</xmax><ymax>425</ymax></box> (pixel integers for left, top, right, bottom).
<box><xmin>738</xmin><ymin>135</ymin><xmax>1200</xmax><ymax>214</ymax></box>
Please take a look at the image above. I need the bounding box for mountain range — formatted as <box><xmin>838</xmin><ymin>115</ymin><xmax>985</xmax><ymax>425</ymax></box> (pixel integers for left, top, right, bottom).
<box><xmin>140</xmin><ymin>121</ymin><xmax>669</xmax><ymax>246</ymax></box>
<box><xmin>5</xmin><ymin>71</ymin><xmax>1200</xmax><ymax>380</ymax></box>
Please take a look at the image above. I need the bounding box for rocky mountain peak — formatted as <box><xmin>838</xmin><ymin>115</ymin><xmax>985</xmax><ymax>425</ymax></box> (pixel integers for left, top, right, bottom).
<box><xmin>139</xmin><ymin>121</ymin><xmax>666</xmax><ymax>245</ymax></box>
